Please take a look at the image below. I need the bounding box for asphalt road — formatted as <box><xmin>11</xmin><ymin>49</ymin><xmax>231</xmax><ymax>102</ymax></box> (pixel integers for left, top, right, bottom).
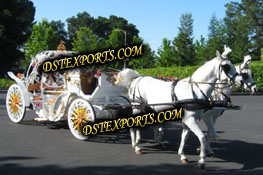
<box><xmin>0</xmin><ymin>91</ymin><xmax>262</xmax><ymax>175</ymax></box>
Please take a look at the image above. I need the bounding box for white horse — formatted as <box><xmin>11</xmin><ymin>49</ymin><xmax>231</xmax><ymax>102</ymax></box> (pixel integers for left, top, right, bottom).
<box><xmin>182</xmin><ymin>55</ymin><xmax>257</xmax><ymax>157</ymax></box>
<box><xmin>115</xmin><ymin>69</ymin><xmax>164</xmax><ymax>148</ymax></box>
<box><xmin>115</xmin><ymin>49</ymin><xmax>244</xmax><ymax>168</ymax></box>
<box><xmin>148</xmin><ymin>54</ymin><xmax>258</xmax><ymax>158</ymax></box>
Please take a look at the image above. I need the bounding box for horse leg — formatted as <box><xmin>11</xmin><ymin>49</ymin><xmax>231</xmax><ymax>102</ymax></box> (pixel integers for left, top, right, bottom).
<box><xmin>184</xmin><ymin>117</ymin><xmax>206</xmax><ymax>169</ymax></box>
<box><xmin>157</xmin><ymin>126</ymin><xmax>164</xmax><ymax>146</ymax></box>
<box><xmin>153</xmin><ymin>125</ymin><xmax>164</xmax><ymax>147</ymax></box>
<box><xmin>212</xmin><ymin>115</ymin><xmax>220</xmax><ymax>139</ymax></box>
<box><xmin>135</xmin><ymin>128</ymin><xmax>141</xmax><ymax>144</ymax></box>
<box><xmin>178</xmin><ymin>127</ymin><xmax>190</xmax><ymax>164</ymax></box>
<box><xmin>130</xmin><ymin>128</ymin><xmax>142</xmax><ymax>155</ymax></box>
<box><xmin>203</xmin><ymin>116</ymin><xmax>216</xmax><ymax>156</ymax></box>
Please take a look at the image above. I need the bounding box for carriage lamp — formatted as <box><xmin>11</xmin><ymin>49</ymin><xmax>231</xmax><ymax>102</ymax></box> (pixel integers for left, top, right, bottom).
<box><xmin>17</xmin><ymin>73</ymin><xmax>23</xmax><ymax>78</ymax></box>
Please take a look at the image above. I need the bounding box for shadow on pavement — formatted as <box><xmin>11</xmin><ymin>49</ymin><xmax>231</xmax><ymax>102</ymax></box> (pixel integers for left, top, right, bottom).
<box><xmin>0</xmin><ymin>156</ymin><xmax>262</xmax><ymax>175</ymax></box>
<box><xmin>211</xmin><ymin>139</ymin><xmax>263</xmax><ymax>170</ymax></box>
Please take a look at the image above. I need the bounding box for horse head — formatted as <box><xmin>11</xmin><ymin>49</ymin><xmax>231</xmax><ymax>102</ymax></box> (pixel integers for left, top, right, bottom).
<box><xmin>237</xmin><ymin>55</ymin><xmax>257</xmax><ymax>94</ymax></box>
<box><xmin>215</xmin><ymin>47</ymin><xmax>244</xmax><ymax>89</ymax></box>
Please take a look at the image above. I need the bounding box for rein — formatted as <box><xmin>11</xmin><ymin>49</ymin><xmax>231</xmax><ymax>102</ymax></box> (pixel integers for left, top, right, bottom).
<box><xmin>188</xmin><ymin>60</ymin><xmax>237</xmax><ymax>105</ymax></box>
<box><xmin>129</xmin><ymin>60</ymin><xmax>238</xmax><ymax>109</ymax></box>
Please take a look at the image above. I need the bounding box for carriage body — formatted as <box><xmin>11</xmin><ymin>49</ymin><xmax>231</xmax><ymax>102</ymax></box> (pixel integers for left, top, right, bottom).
<box><xmin>6</xmin><ymin>50</ymin><xmax>131</xmax><ymax>140</ymax></box>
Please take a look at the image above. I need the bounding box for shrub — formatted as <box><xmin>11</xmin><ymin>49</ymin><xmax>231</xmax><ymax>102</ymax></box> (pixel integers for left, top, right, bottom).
<box><xmin>0</xmin><ymin>79</ymin><xmax>15</xmax><ymax>89</ymax></box>
<box><xmin>137</xmin><ymin>61</ymin><xmax>263</xmax><ymax>92</ymax></box>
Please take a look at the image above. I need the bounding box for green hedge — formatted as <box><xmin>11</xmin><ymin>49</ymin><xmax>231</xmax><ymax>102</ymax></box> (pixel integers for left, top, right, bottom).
<box><xmin>0</xmin><ymin>78</ymin><xmax>15</xmax><ymax>89</ymax></box>
<box><xmin>137</xmin><ymin>61</ymin><xmax>263</xmax><ymax>92</ymax></box>
<box><xmin>1</xmin><ymin>61</ymin><xmax>262</xmax><ymax>92</ymax></box>
<box><xmin>249</xmin><ymin>61</ymin><xmax>263</xmax><ymax>92</ymax></box>
<box><xmin>137</xmin><ymin>65</ymin><xmax>198</xmax><ymax>79</ymax></box>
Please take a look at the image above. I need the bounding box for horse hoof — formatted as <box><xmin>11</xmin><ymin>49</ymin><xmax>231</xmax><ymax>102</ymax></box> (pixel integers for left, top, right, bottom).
<box><xmin>135</xmin><ymin>149</ymin><xmax>142</xmax><ymax>155</ymax></box>
<box><xmin>181</xmin><ymin>158</ymin><xmax>189</xmax><ymax>164</ymax></box>
<box><xmin>198</xmin><ymin>163</ymin><xmax>205</xmax><ymax>169</ymax></box>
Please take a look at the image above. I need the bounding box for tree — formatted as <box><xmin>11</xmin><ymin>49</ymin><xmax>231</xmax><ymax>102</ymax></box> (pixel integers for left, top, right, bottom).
<box><xmin>206</xmin><ymin>14</ymin><xmax>227</xmax><ymax>59</ymax></box>
<box><xmin>66</xmin><ymin>13</ymin><xmax>139</xmax><ymax>50</ymax></box>
<box><xmin>50</xmin><ymin>20</ymin><xmax>69</xmax><ymax>48</ymax></box>
<box><xmin>23</xmin><ymin>19</ymin><xmax>67</xmax><ymax>65</ymax></box>
<box><xmin>224</xmin><ymin>3</ymin><xmax>250</xmax><ymax>63</ymax></box>
<box><xmin>66</xmin><ymin>12</ymin><xmax>95</xmax><ymax>46</ymax></box>
<box><xmin>0</xmin><ymin>0</ymin><xmax>35</xmax><ymax>75</ymax></box>
<box><xmin>129</xmin><ymin>36</ymin><xmax>156</xmax><ymax>69</ymax></box>
<box><xmin>156</xmin><ymin>38</ymin><xmax>177</xmax><ymax>66</ymax></box>
<box><xmin>106</xmin><ymin>29</ymin><xmax>125</xmax><ymax>49</ymax></box>
<box><xmin>239</xmin><ymin>0</ymin><xmax>263</xmax><ymax>60</ymax></box>
<box><xmin>173</xmin><ymin>13</ymin><xmax>196</xmax><ymax>66</ymax></box>
<box><xmin>195</xmin><ymin>35</ymin><xmax>208</xmax><ymax>64</ymax></box>
<box><xmin>72</xmin><ymin>27</ymin><xmax>99</xmax><ymax>52</ymax></box>
<box><xmin>107</xmin><ymin>15</ymin><xmax>139</xmax><ymax>45</ymax></box>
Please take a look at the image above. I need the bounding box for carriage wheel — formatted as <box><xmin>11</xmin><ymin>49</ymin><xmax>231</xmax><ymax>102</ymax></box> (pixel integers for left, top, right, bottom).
<box><xmin>67</xmin><ymin>98</ymin><xmax>95</xmax><ymax>140</ymax></box>
<box><xmin>6</xmin><ymin>84</ymin><xmax>26</xmax><ymax>123</ymax></box>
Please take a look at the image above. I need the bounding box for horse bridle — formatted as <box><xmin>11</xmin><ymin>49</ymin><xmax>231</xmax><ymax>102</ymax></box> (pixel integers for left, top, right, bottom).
<box><xmin>238</xmin><ymin>65</ymin><xmax>256</xmax><ymax>91</ymax></box>
<box><xmin>190</xmin><ymin>60</ymin><xmax>239</xmax><ymax>103</ymax></box>
<box><xmin>218</xmin><ymin>61</ymin><xmax>239</xmax><ymax>84</ymax></box>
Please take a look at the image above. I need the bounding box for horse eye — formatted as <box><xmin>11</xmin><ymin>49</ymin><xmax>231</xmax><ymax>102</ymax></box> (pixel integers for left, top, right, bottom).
<box><xmin>222</xmin><ymin>64</ymin><xmax>230</xmax><ymax>73</ymax></box>
<box><xmin>242</xmin><ymin>73</ymin><xmax>248</xmax><ymax>80</ymax></box>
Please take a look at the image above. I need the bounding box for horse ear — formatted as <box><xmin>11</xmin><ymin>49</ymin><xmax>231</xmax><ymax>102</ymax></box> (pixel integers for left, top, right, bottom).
<box><xmin>216</xmin><ymin>50</ymin><xmax>222</xmax><ymax>60</ymax></box>
<box><xmin>241</xmin><ymin>55</ymin><xmax>252</xmax><ymax>69</ymax></box>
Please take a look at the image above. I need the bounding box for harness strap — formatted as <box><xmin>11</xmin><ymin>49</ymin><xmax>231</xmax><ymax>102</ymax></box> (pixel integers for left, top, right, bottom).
<box><xmin>193</xmin><ymin>81</ymin><xmax>211</xmax><ymax>102</ymax></box>
<box><xmin>220</xmin><ymin>91</ymin><xmax>232</xmax><ymax>104</ymax></box>
<box><xmin>171</xmin><ymin>80</ymin><xmax>178</xmax><ymax>103</ymax></box>
<box><xmin>132</xmin><ymin>77</ymin><xmax>145</xmax><ymax>104</ymax></box>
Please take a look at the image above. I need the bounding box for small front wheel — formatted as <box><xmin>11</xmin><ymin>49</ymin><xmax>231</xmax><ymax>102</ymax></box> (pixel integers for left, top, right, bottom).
<box><xmin>67</xmin><ymin>98</ymin><xmax>95</xmax><ymax>140</ymax></box>
<box><xmin>6</xmin><ymin>84</ymin><xmax>26</xmax><ymax>123</ymax></box>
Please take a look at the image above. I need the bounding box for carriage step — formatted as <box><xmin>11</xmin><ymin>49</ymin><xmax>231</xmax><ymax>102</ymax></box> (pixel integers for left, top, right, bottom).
<box><xmin>33</xmin><ymin>118</ymin><xmax>48</xmax><ymax>122</ymax></box>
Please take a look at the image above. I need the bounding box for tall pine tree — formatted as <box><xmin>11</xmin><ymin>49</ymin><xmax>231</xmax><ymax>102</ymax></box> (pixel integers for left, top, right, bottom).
<box><xmin>195</xmin><ymin>35</ymin><xmax>208</xmax><ymax>64</ymax></box>
<box><xmin>206</xmin><ymin>14</ymin><xmax>227</xmax><ymax>59</ymax></box>
<box><xmin>173</xmin><ymin>13</ymin><xmax>196</xmax><ymax>66</ymax></box>
<box><xmin>157</xmin><ymin>38</ymin><xmax>177</xmax><ymax>66</ymax></box>
<box><xmin>241</xmin><ymin>0</ymin><xmax>263</xmax><ymax>60</ymax></box>
<box><xmin>224</xmin><ymin>3</ymin><xmax>250</xmax><ymax>63</ymax></box>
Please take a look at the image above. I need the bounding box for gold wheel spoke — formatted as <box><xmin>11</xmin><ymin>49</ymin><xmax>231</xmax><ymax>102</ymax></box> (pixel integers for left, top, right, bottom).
<box><xmin>71</xmin><ymin>103</ymin><xmax>89</xmax><ymax>132</ymax></box>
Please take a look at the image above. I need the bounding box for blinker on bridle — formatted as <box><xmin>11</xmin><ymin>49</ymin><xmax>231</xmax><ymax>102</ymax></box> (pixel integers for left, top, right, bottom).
<box><xmin>219</xmin><ymin>62</ymin><xmax>238</xmax><ymax>83</ymax></box>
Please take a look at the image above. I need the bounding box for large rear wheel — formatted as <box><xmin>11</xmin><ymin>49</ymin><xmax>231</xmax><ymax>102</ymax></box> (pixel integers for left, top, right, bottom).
<box><xmin>67</xmin><ymin>98</ymin><xmax>95</xmax><ymax>140</ymax></box>
<box><xmin>6</xmin><ymin>84</ymin><xmax>26</xmax><ymax>123</ymax></box>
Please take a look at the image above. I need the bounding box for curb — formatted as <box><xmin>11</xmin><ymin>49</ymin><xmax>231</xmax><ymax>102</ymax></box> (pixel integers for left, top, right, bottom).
<box><xmin>0</xmin><ymin>90</ymin><xmax>8</xmax><ymax>94</ymax></box>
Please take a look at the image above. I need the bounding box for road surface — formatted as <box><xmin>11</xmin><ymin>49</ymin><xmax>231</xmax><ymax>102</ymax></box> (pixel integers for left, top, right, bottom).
<box><xmin>0</xmin><ymin>92</ymin><xmax>262</xmax><ymax>175</ymax></box>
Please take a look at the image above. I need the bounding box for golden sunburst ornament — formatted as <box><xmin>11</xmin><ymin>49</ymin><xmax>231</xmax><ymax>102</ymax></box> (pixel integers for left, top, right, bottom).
<box><xmin>72</xmin><ymin>107</ymin><xmax>88</xmax><ymax>132</ymax></box>
<box><xmin>10</xmin><ymin>93</ymin><xmax>20</xmax><ymax>114</ymax></box>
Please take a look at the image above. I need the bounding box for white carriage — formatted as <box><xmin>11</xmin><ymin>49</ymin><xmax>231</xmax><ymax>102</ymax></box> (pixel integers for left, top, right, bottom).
<box><xmin>6</xmin><ymin>50</ymin><xmax>131</xmax><ymax>140</ymax></box>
